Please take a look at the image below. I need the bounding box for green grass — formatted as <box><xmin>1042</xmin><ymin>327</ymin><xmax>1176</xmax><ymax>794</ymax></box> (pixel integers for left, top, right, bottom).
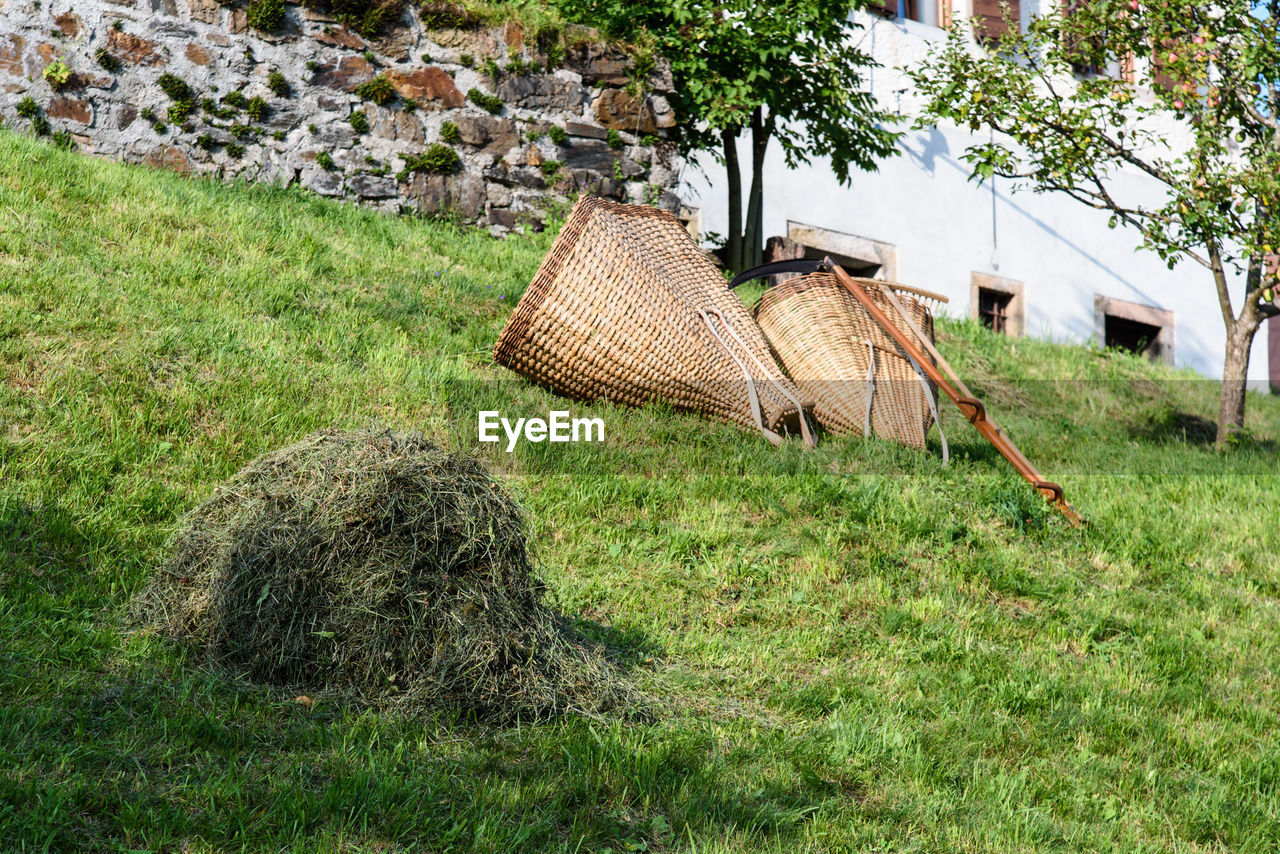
<box><xmin>2</xmin><ymin>129</ymin><xmax>1280</xmax><ymax>852</ymax></box>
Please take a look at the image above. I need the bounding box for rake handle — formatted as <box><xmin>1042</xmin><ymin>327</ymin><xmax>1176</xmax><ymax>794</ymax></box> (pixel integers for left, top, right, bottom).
<box><xmin>824</xmin><ymin>260</ymin><xmax>1083</xmax><ymax>527</ymax></box>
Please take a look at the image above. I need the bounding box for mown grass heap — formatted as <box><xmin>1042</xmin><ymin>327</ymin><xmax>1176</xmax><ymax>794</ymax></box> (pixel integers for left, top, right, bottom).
<box><xmin>134</xmin><ymin>429</ymin><xmax>631</xmax><ymax>720</ymax></box>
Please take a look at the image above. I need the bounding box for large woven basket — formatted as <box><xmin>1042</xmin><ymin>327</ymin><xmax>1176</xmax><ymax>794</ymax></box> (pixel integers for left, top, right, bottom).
<box><xmin>493</xmin><ymin>198</ymin><xmax>814</xmax><ymax>445</ymax></box>
<box><xmin>753</xmin><ymin>272</ymin><xmax>940</xmax><ymax>449</ymax></box>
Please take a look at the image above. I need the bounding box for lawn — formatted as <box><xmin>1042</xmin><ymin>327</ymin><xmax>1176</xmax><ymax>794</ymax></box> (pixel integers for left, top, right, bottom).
<box><xmin>2</xmin><ymin>129</ymin><xmax>1280</xmax><ymax>852</ymax></box>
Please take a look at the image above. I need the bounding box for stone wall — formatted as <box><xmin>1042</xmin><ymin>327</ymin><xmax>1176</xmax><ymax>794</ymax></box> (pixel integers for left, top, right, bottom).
<box><xmin>0</xmin><ymin>0</ymin><xmax>682</xmax><ymax>233</ymax></box>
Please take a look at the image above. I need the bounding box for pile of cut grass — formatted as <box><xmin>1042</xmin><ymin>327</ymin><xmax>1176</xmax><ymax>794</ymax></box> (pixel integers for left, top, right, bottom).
<box><xmin>134</xmin><ymin>429</ymin><xmax>634</xmax><ymax>720</ymax></box>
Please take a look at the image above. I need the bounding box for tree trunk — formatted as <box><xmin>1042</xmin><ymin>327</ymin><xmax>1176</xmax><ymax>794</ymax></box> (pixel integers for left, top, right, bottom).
<box><xmin>1216</xmin><ymin>316</ymin><xmax>1261</xmax><ymax>447</ymax></box>
<box><xmin>743</xmin><ymin>107</ymin><xmax>770</xmax><ymax>270</ymax></box>
<box><xmin>722</xmin><ymin>127</ymin><xmax>743</xmax><ymax>274</ymax></box>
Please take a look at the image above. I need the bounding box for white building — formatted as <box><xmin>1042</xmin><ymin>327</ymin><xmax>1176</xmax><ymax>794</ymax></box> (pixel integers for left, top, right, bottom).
<box><xmin>677</xmin><ymin>1</ymin><xmax>1278</xmax><ymax>391</ymax></box>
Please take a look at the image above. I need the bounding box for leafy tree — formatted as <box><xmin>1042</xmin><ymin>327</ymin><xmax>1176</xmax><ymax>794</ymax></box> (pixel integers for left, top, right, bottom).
<box><xmin>912</xmin><ymin>0</ymin><xmax>1280</xmax><ymax>445</ymax></box>
<box><xmin>555</xmin><ymin>0</ymin><xmax>899</xmax><ymax>272</ymax></box>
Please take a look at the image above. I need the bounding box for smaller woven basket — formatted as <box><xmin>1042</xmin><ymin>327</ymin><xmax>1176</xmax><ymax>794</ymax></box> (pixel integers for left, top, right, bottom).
<box><xmin>753</xmin><ymin>273</ymin><xmax>940</xmax><ymax>449</ymax></box>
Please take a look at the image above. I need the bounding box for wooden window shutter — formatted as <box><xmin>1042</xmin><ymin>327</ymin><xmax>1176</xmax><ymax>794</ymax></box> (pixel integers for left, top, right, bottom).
<box><xmin>973</xmin><ymin>0</ymin><xmax>1018</xmax><ymax>45</ymax></box>
<box><xmin>869</xmin><ymin>0</ymin><xmax>898</xmax><ymax>17</ymax></box>
<box><xmin>1120</xmin><ymin>51</ymin><xmax>1135</xmax><ymax>83</ymax></box>
<box><xmin>938</xmin><ymin>0</ymin><xmax>952</xmax><ymax>27</ymax></box>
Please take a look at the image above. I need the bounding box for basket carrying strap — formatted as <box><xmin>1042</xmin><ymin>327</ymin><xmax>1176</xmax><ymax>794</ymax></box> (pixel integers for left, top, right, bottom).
<box><xmin>698</xmin><ymin>308</ymin><xmax>817</xmax><ymax>448</ymax></box>
<box><xmin>863</xmin><ymin>340</ymin><xmax>876</xmax><ymax>439</ymax></box>
<box><xmin>902</xmin><ymin>351</ymin><xmax>949</xmax><ymax>466</ymax></box>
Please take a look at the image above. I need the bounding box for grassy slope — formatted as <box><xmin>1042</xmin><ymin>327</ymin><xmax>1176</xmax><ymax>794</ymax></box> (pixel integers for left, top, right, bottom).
<box><xmin>2</xmin><ymin>130</ymin><xmax>1280</xmax><ymax>853</ymax></box>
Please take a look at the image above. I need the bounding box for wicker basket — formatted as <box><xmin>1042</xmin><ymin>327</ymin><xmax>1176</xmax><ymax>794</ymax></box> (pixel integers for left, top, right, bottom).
<box><xmin>753</xmin><ymin>272</ymin><xmax>940</xmax><ymax>449</ymax></box>
<box><xmin>493</xmin><ymin>198</ymin><xmax>814</xmax><ymax>445</ymax></box>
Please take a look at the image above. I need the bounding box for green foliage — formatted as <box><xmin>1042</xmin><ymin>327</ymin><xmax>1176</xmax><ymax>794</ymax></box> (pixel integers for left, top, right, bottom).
<box><xmin>246</xmin><ymin>0</ymin><xmax>287</xmax><ymax>31</ymax></box>
<box><xmin>402</xmin><ymin>96</ymin><xmax>420</xmax><ymax>112</ymax></box>
<box><xmin>540</xmin><ymin>158</ymin><xmax>563</xmax><ymax>177</ymax></box>
<box><xmin>606</xmin><ymin>127</ymin><xmax>624</xmax><ymax>150</ymax></box>
<box><xmin>31</xmin><ymin>115</ymin><xmax>50</xmax><ymax>136</ymax></box>
<box><xmin>167</xmin><ymin>102</ymin><xmax>193</xmax><ymax>123</ymax></box>
<box><xmin>267</xmin><ymin>71</ymin><xmax>291</xmax><ymax>98</ymax></box>
<box><xmin>15</xmin><ymin>96</ymin><xmax>40</xmax><ymax>120</ymax></box>
<box><xmin>195</xmin><ymin>133</ymin><xmax>217</xmax><ymax>150</ymax></box>
<box><xmin>355</xmin><ymin>73</ymin><xmax>397</xmax><ymax>106</ymax></box>
<box><xmin>222</xmin><ymin>90</ymin><xmax>248</xmax><ymax>110</ymax></box>
<box><xmin>397</xmin><ymin>142</ymin><xmax>461</xmax><ymax>180</ymax></box>
<box><xmin>363</xmin><ymin>49</ymin><xmax>376</xmax><ymax>63</ymax></box>
<box><xmin>546</xmin><ymin>124</ymin><xmax>567</xmax><ymax>145</ymax></box>
<box><xmin>459</xmin><ymin>52</ymin><xmax>474</xmax><ymax>67</ymax></box>
<box><xmin>911</xmin><ymin>0</ymin><xmax>1280</xmax><ymax>440</ymax></box>
<box><xmin>42</xmin><ymin>58</ymin><xmax>72</xmax><ymax>90</ymax></box>
<box><xmin>5</xmin><ymin>133</ymin><xmax>1280</xmax><ymax>852</ymax></box>
<box><xmin>246</xmin><ymin>96</ymin><xmax>268</xmax><ymax>122</ymax></box>
<box><xmin>225</xmin><ymin>141</ymin><xmax>245</xmax><ymax>157</ymax></box>
<box><xmin>554</xmin><ymin>0</ymin><xmax>899</xmax><ymax>273</ymax></box>
<box><xmin>152</xmin><ymin>120</ymin><xmax>167</xmax><ymax>134</ymax></box>
<box><xmin>309</xmin><ymin>0</ymin><xmax>405</xmax><ymax>38</ymax></box>
<box><xmin>95</xmin><ymin>49</ymin><xmax>121</xmax><ymax>73</ymax></box>
<box><xmin>316</xmin><ymin>150</ymin><xmax>337</xmax><ymax>170</ymax></box>
<box><xmin>50</xmin><ymin>128</ymin><xmax>75</xmax><ymax>149</ymax></box>
<box><xmin>201</xmin><ymin>98</ymin><xmax>236</xmax><ymax>120</ymax></box>
<box><xmin>157</xmin><ymin>73</ymin><xmax>193</xmax><ymax>102</ymax></box>
<box><xmin>480</xmin><ymin>56</ymin><xmax>501</xmax><ymax>80</ymax></box>
<box><xmin>272</xmin><ymin>129</ymin><xmax>287</xmax><ymax>141</ymax></box>
<box><xmin>420</xmin><ymin>1</ymin><xmax>476</xmax><ymax>29</ymax></box>
<box><xmin>467</xmin><ymin>87</ymin><xmax>503</xmax><ymax>114</ymax></box>
<box><xmin>348</xmin><ymin>110</ymin><xmax>369</xmax><ymax>134</ymax></box>
<box><xmin>228</xmin><ymin>123</ymin><xmax>258</xmax><ymax>139</ymax></box>
<box><xmin>439</xmin><ymin>120</ymin><xmax>460</xmax><ymax>143</ymax></box>
<box><xmin>139</xmin><ymin>107</ymin><xmax>156</xmax><ymax>122</ymax></box>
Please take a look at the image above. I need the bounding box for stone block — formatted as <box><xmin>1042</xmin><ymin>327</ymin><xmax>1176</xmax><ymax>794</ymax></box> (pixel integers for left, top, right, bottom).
<box><xmin>187</xmin><ymin>0</ymin><xmax>221</xmax><ymax>25</ymax></box>
<box><xmin>150</xmin><ymin>0</ymin><xmax>179</xmax><ymax>16</ymax></box>
<box><xmin>495</xmin><ymin>74</ymin><xmax>584</xmax><ymax>111</ymax></box>
<box><xmin>369</xmin><ymin>107</ymin><xmax>423</xmax><ymax>143</ymax></box>
<box><xmin>317</xmin><ymin>28</ymin><xmax>365</xmax><ymax>50</ymax></box>
<box><xmin>386</xmin><ymin>67</ymin><xmax>462</xmax><ymax>107</ymax></box>
<box><xmin>564</xmin><ymin>120</ymin><xmax>606</xmax><ymax>140</ymax></box>
<box><xmin>311</xmin><ymin>56</ymin><xmax>374</xmax><ymax>92</ymax></box>
<box><xmin>54</xmin><ymin>13</ymin><xmax>82</xmax><ymax>38</ymax></box>
<box><xmin>108</xmin><ymin>30</ymin><xmax>166</xmax><ymax>66</ymax></box>
<box><xmin>143</xmin><ymin>144</ymin><xmax>193</xmax><ymax>173</ymax></box>
<box><xmin>403</xmin><ymin>171</ymin><xmax>486</xmax><ymax>219</ymax></box>
<box><xmin>185</xmin><ymin>43</ymin><xmax>212</xmax><ymax>66</ymax></box>
<box><xmin>452</xmin><ymin>113</ymin><xmax>516</xmax><ymax>155</ymax></box>
<box><xmin>303</xmin><ymin>167</ymin><xmax>342</xmax><ymax>196</ymax></box>
<box><xmin>560</xmin><ymin>138</ymin><xmax>642</xmax><ymax>177</ymax></box>
<box><xmin>349</xmin><ymin>173</ymin><xmax>398</xmax><ymax>199</ymax></box>
<box><xmin>47</xmin><ymin>96</ymin><xmax>93</xmax><ymax>125</ymax></box>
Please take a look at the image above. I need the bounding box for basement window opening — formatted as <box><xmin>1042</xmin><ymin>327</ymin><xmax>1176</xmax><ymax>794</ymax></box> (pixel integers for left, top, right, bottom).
<box><xmin>1105</xmin><ymin>314</ymin><xmax>1163</xmax><ymax>359</ymax></box>
<box><xmin>1094</xmin><ymin>295</ymin><xmax>1174</xmax><ymax>364</ymax></box>
<box><xmin>978</xmin><ymin>287</ymin><xmax>1014</xmax><ymax>334</ymax></box>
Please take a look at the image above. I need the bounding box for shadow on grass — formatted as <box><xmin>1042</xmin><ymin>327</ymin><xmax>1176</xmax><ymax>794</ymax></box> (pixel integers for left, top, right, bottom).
<box><xmin>0</xmin><ymin>500</ymin><xmax>822</xmax><ymax>853</ymax></box>
<box><xmin>0</xmin><ymin>659</ymin><xmax>824</xmax><ymax>852</ymax></box>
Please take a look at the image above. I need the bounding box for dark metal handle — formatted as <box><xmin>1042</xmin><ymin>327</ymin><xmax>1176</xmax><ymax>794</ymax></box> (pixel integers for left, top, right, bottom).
<box><xmin>727</xmin><ymin>259</ymin><xmax>826</xmax><ymax>290</ymax></box>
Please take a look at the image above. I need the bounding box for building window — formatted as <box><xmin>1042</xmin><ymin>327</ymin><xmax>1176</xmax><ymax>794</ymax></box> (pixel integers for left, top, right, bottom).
<box><xmin>1094</xmin><ymin>295</ymin><xmax>1174</xmax><ymax>364</ymax></box>
<box><xmin>786</xmin><ymin>221</ymin><xmax>898</xmax><ymax>282</ymax></box>
<box><xmin>970</xmin><ymin>273</ymin><xmax>1025</xmax><ymax>336</ymax></box>
<box><xmin>871</xmin><ymin>0</ymin><xmax>952</xmax><ymax>27</ymax></box>
<box><xmin>973</xmin><ymin>0</ymin><xmax>1019</xmax><ymax>45</ymax></box>
<box><xmin>978</xmin><ymin>288</ymin><xmax>1013</xmax><ymax>333</ymax></box>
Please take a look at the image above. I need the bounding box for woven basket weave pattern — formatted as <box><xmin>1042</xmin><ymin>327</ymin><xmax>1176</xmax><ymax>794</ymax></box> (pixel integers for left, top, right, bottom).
<box><xmin>494</xmin><ymin>198</ymin><xmax>809</xmax><ymax>436</ymax></box>
<box><xmin>754</xmin><ymin>273</ymin><xmax>938</xmax><ymax>448</ymax></box>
